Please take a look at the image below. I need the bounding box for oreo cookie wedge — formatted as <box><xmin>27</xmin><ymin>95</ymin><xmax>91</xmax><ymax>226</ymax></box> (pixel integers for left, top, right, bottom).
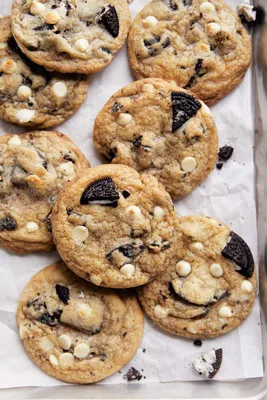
<box><xmin>80</xmin><ymin>177</ymin><xmax>120</xmax><ymax>207</ymax></box>
<box><xmin>171</xmin><ymin>92</ymin><xmax>202</xmax><ymax>132</ymax></box>
<box><xmin>193</xmin><ymin>348</ymin><xmax>223</xmax><ymax>379</ymax></box>
<box><xmin>98</xmin><ymin>5</ymin><xmax>119</xmax><ymax>38</ymax></box>
<box><xmin>221</xmin><ymin>232</ymin><xmax>254</xmax><ymax>277</ymax></box>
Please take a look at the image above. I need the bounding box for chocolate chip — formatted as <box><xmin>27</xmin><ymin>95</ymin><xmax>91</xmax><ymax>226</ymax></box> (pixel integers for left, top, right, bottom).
<box><xmin>80</xmin><ymin>177</ymin><xmax>120</xmax><ymax>207</ymax></box>
<box><xmin>216</xmin><ymin>162</ymin><xmax>223</xmax><ymax>170</ymax></box>
<box><xmin>112</xmin><ymin>102</ymin><xmax>123</xmax><ymax>113</ymax></box>
<box><xmin>55</xmin><ymin>284</ymin><xmax>70</xmax><ymax>304</ymax></box>
<box><xmin>0</xmin><ymin>215</ymin><xmax>17</xmax><ymax>231</ymax></box>
<box><xmin>122</xmin><ymin>332</ymin><xmax>127</xmax><ymax>337</ymax></box>
<box><xmin>221</xmin><ymin>232</ymin><xmax>254</xmax><ymax>277</ymax></box>
<box><xmin>209</xmin><ymin>348</ymin><xmax>223</xmax><ymax>379</ymax></box>
<box><xmin>123</xmin><ymin>367</ymin><xmax>143</xmax><ymax>381</ymax></box>
<box><xmin>171</xmin><ymin>92</ymin><xmax>201</xmax><ymax>132</ymax></box>
<box><xmin>98</xmin><ymin>5</ymin><xmax>119</xmax><ymax>38</ymax></box>
<box><xmin>122</xmin><ymin>190</ymin><xmax>130</xmax><ymax>199</ymax></box>
<box><xmin>37</xmin><ymin>310</ymin><xmax>62</xmax><ymax>327</ymax></box>
<box><xmin>218</xmin><ymin>145</ymin><xmax>234</xmax><ymax>161</ymax></box>
<box><xmin>194</xmin><ymin>340</ymin><xmax>202</xmax><ymax>347</ymax></box>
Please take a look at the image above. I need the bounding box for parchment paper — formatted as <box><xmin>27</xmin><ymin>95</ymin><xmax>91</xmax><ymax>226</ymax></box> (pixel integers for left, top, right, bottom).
<box><xmin>0</xmin><ymin>0</ymin><xmax>263</xmax><ymax>389</ymax></box>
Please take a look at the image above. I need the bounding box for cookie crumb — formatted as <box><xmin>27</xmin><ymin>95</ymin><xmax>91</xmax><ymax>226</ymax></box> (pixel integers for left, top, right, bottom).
<box><xmin>218</xmin><ymin>145</ymin><xmax>234</xmax><ymax>161</ymax></box>
<box><xmin>194</xmin><ymin>340</ymin><xmax>203</xmax><ymax>347</ymax></box>
<box><xmin>216</xmin><ymin>162</ymin><xmax>223</xmax><ymax>170</ymax></box>
<box><xmin>142</xmin><ymin>348</ymin><xmax>146</xmax><ymax>353</ymax></box>
<box><xmin>123</xmin><ymin>367</ymin><xmax>143</xmax><ymax>381</ymax></box>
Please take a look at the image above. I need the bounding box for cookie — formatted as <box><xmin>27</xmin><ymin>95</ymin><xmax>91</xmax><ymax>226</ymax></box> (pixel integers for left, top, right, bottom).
<box><xmin>0</xmin><ymin>130</ymin><xmax>89</xmax><ymax>253</ymax></box>
<box><xmin>11</xmin><ymin>0</ymin><xmax>131</xmax><ymax>74</ymax></box>
<box><xmin>137</xmin><ymin>215</ymin><xmax>257</xmax><ymax>338</ymax></box>
<box><xmin>93</xmin><ymin>78</ymin><xmax>218</xmax><ymax>198</ymax></box>
<box><xmin>0</xmin><ymin>16</ymin><xmax>89</xmax><ymax>128</ymax></box>
<box><xmin>127</xmin><ymin>0</ymin><xmax>252</xmax><ymax>105</ymax></box>
<box><xmin>51</xmin><ymin>164</ymin><xmax>178</xmax><ymax>288</ymax></box>
<box><xmin>17</xmin><ymin>262</ymin><xmax>144</xmax><ymax>384</ymax></box>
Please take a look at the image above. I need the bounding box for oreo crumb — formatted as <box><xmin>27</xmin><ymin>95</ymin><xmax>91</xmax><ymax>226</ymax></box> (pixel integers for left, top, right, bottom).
<box><xmin>194</xmin><ymin>340</ymin><xmax>202</xmax><ymax>347</ymax></box>
<box><xmin>216</xmin><ymin>162</ymin><xmax>223</xmax><ymax>170</ymax></box>
<box><xmin>123</xmin><ymin>367</ymin><xmax>143</xmax><ymax>381</ymax></box>
<box><xmin>143</xmin><ymin>348</ymin><xmax>146</xmax><ymax>353</ymax></box>
<box><xmin>218</xmin><ymin>145</ymin><xmax>234</xmax><ymax>161</ymax></box>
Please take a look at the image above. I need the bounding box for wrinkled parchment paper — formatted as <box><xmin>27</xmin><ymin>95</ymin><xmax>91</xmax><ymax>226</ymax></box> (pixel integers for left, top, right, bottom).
<box><xmin>0</xmin><ymin>0</ymin><xmax>263</xmax><ymax>389</ymax></box>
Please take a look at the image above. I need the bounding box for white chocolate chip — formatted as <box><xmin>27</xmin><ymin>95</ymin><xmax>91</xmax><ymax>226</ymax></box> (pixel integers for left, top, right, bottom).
<box><xmin>200</xmin><ymin>101</ymin><xmax>212</xmax><ymax>117</ymax></box>
<box><xmin>117</xmin><ymin>113</ymin><xmax>133</xmax><ymax>126</ymax></box>
<box><xmin>189</xmin><ymin>242</ymin><xmax>204</xmax><ymax>252</ymax></box>
<box><xmin>49</xmin><ymin>354</ymin><xmax>59</xmax><ymax>366</ymax></box>
<box><xmin>78</xmin><ymin>304</ymin><xmax>92</xmax><ymax>319</ymax></box>
<box><xmin>143</xmin><ymin>83</ymin><xmax>154</xmax><ymax>92</ymax></box>
<box><xmin>56</xmin><ymin>162</ymin><xmax>75</xmax><ymax>176</ymax></box>
<box><xmin>40</xmin><ymin>337</ymin><xmax>54</xmax><ymax>352</ymax></box>
<box><xmin>154</xmin><ymin>206</ymin><xmax>165</xmax><ymax>218</ymax></box>
<box><xmin>58</xmin><ymin>334</ymin><xmax>72</xmax><ymax>350</ymax></box>
<box><xmin>8</xmin><ymin>135</ymin><xmax>21</xmax><ymax>146</ymax></box>
<box><xmin>16</xmin><ymin>109</ymin><xmax>35</xmax><ymax>124</ymax></box>
<box><xmin>2</xmin><ymin>59</ymin><xmax>17</xmax><ymax>74</ymax></box>
<box><xmin>154</xmin><ymin>305</ymin><xmax>168</xmax><ymax>319</ymax></box>
<box><xmin>59</xmin><ymin>352</ymin><xmax>74</xmax><ymax>367</ymax></box>
<box><xmin>30</xmin><ymin>1</ymin><xmax>45</xmax><ymax>15</ymax></box>
<box><xmin>26</xmin><ymin>222</ymin><xmax>39</xmax><ymax>233</ymax></box>
<box><xmin>73</xmin><ymin>226</ymin><xmax>89</xmax><ymax>245</ymax></box>
<box><xmin>241</xmin><ymin>280</ymin><xmax>253</xmax><ymax>292</ymax></box>
<box><xmin>218</xmin><ymin>305</ymin><xmax>232</xmax><ymax>318</ymax></box>
<box><xmin>45</xmin><ymin>11</ymin><xmax>61</xmax><ymax>24</ymax></box>
<box><xmin>186</xmin><ymin>325</ymin><xmax>197</xmax><ymax>334</ymax></box>
<box><xmin>206</xmin><ymin>22</ymin><xmax>220</xmax><ymax>37</ymax></box>
<box><xmin>143</xmin><ymin>16</ymin><xmax>158</xmax><ymax>28</ymax></box>
<box><xmin>176</xmin><ymin>260</ymin><xmax>191</xmax><ymax>277</ymax></box>
<box><xmin>52</xmin><ymin>82</ymin><xmax>68</xmax><ymax>98</ymax></box>
<box><xmin>90</xmin><ymin>274</ymin><xmax>102</xmax><ymax>286</ymax></box>
<box><xmin>17</xmin><ymin>85</ymin><xmax>32</xmax><ymax>101</ymax></box>
<box><xmin>120</xmin><ymin>264</ymin><xmax>135</xmax><ymax>277</ymax></box>
<box><xmin>210</xmin><ymin>263</ymin><xmax>223</xmax><ymax>278</ymax></box>
<box><xmin>181</xmin><ymin>157</ymin><xmax>197</xmax><ymax>172</ymax></box>
<box><xmin>199</xmin><ymin>2</ymin><xmax>216</xmax><ymax>13</ymax></box>
<box><xmin>19</xmin><ymin>325</ymin><xmax>28</xmax><ymax>340</ymax></box>
<box><xmin>74</xmin><ymin>343</ymin><xmax>90</xmax><ymax>359</ymax></box>
<box><xmin>74</xmin><ymin>38</ymin><xmax>89</xmax><ymax>52</ymax></box>
<box><xmin>0</xmin><ymin>43</ymin><xmax>8</xmax><ymax>50</ymax></box>
<box><xmin>125</xmin><ymin>205</ymin><xmax>142</xmax><ymax>219</ymax></box>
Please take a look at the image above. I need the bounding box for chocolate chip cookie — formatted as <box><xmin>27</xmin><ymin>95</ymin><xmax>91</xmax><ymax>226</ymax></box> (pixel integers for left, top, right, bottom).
<box><xmin>127</xmin><ymin>0</ymin><xmax>252</xmax><ymax>105</ymax></box>
<box><xmin>93</xmin><ymin>78</ymin><xmax>218</xmax><ymax>198</ymax></box>
<box><xmin>17</xmin><ymin>262</ymin><xmax>144</xmax><ymax>384</ymax></box>
<box><xmin>0</xmin><ymin>16</ymin><xmax>88</xmax><ymax>128</ymax></box>
<box><xmin>0</xmin><ymin>130</ymin><xmax>89</xmax><ymax>253</ymax></box>
<box><xmin>51</xmin><ymin>164</ymin><xmax>178</xmax><ymax>288</ymax></box>
<box><xmin>137</xmin><ymin>215</ymin><xmax>256</xmax><ymax>338</ymax></box>
<box><xmin>11</xmin><ymin>0</ymin><xmax>131</xmax><ymax>74</ymax></box>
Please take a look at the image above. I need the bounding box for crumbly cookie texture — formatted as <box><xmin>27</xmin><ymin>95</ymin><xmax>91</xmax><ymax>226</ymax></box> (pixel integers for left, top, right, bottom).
<box><xmin>51</xmin><ymin>164</ymin><xmax>178</xmax><ymax>288</ymax></box>
<box><xmin>94</xmin><ymin>78</ymin><xmax>218</xmax><ymax>198</ymax></box>
<box><xmin>17</xmin><ymin>262</ymin><xmax>144</xmax><ymax>384</ymax></box>
<box><xmin>0</xmin><ymin>16</ymin><xmax>88</xmax><ymax>128</ymax></box>
<box><xmin>11</xmin><ymin>0</ymin><xmax>131</xmax><ymax>74</ymax></box>
<box><xmin>127</xmin><ymin>0</ymin><xmax>252</xmax><ymax>105</ymax></box>
<box><xmin>0</xmin><ymin>130</ymin><xmax>89</xmax><ymax>253</ymax></box>
<box><xmin>137</xmin><ymin>215</ymin><xmax>257</xmax><ymax>339</ymax></box>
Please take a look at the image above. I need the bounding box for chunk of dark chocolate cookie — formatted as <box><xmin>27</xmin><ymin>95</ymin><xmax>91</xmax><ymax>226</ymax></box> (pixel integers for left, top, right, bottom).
<box><xmin>55</xmin><ymin>284</ymin><xmax>70</xmax><ymax>304</ymax></box>
<box><xmin>0</xmin><ymin>215</ymin><xmax>17</xmax><ymax>231</ymax></box>
<box><xmin>98</xmin><ymin>5</ymin><xmax>119</xmax><ymax>38</ymax></box>
<box><xmin>171</xmin><ymin>92</ymin><xmax>201</xmax><ymax>132</ymax></box>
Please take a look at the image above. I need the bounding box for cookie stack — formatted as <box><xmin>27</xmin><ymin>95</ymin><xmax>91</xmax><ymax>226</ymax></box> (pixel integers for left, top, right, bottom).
<box><xmin>0</xmin><ymin>0</ymin><xmax>256</xmax><ymax>385</ymax></box>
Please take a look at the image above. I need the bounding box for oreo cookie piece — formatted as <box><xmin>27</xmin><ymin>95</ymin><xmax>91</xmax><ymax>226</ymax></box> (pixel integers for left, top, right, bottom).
<box><xmin>80</xmin><ymin>177</ymin><xmax>120</xmax><ymax>206</ymax></box>
<box><xmin>98</xmin><ymin>5</ymin><xmax>119</xmax><ymax>38</ymax></box>
<box><xmin>55</xmin><ymin>284</ymin><xmax>70</xmax><ymax>304</ymax></box>
<box><xmin>171</xmin><ymin>92</ymin><xmax>202</xmax><ymax>132</ymax></box>
<box><xmin>218</xmin><ymin>145</ymin><xmax>234</xmax><ymax>161</ymax></box>
<box><xmin>193</xmin><ymin>348</ymin><xmax>223</xmax><ymax>379</ymax></box>
<box><xmin>107</xmin><ymin>242</ymin><xmax>145</xmax><ymax>267</ymax></box>
<box><xmin>221</xmin><ymin>232</ymin><xmax>254</xmax><ymax>277</ymax></box>
<box><xmin>0</xmin><ymin>215</ymin><xmax>17</xmax><ymax>231</ymax></box>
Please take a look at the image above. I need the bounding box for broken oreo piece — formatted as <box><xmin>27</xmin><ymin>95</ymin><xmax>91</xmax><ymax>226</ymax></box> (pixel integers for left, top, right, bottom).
<box><xmin>98</xmin><ymin>5</ymin><xmax>119</xmax><ymax>38</ymax></box>
<box><xmin>44</xmin><ymin>213</ymin><xmax>52</xmax><ymax>232</ymax></box>
<box><xmin>193</xmin><ymin>348</ymin><xmax>223</xmax><ymax>379</ymax></box>
<box><xmin>218</xmin><ymin>145</ymin><xmax>234</xmax><ymax>161</ymax></box>
<box><xmin>55</xmin><ymin>284</ymin><xmax>70</xmax><ymax>305</ymax></box>
<box><xmin>0</xmin><ymin>215</ymin><xmax>17</xmax><ymax>231</ymax></box>
<box><xmin>144</xmin><ymin>36</ymin><xmax>161</xmax><ymax>48</ymax></box>
<box><xmin>216</xmin><ymin>162</ymin><xmax>223</xmax><ymax>170</ymax></box>
<box><xmin>123</xmin><ymin>367</ymin><xmax>143</xmax><ymax>381</ymax></box>
<box><xmin>183</xmin><ymin>0</ymin><xmax>192</xmax><ymax>5</ymax></box>
<box><xmin>171</xmin><ymin>92</ymin><xmax>201</xmax><ymax>132</ymax></box>
<box><xmin>37</xmin><ymin>310</ymin><xmax>62</xmax><ymax>327</ymax></box>
<box><xmin>107</xmin><ymin>242</ymin><xmax>145</xmax><ymax>265</ymax></box>
<box><xmin>122</xmin><ymin>190</ymin><xmax>130</xmax><ymax>199</ymax></box>
<box><xmin>221</xmin><ymin>232</ymin><xmax>254</xmax><ymax>277</ymax></box>
<box><xmin>194</xmin><ymin>340</ymin><xmax>202</xmax><ymax>347</ymax></box>
<box><xmin>80</xmin><ymin>177</ymin><xmax>120</xmax><ymax>207</ymax></box>
<box><xmin>112</xmin><ymin>102</ymin><xmax>123</xmax><ymax>113</ymax></box>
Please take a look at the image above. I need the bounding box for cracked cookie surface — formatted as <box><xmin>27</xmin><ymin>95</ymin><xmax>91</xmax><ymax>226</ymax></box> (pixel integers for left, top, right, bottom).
<box><xmin>17</xmin><ymin>262</ymin><xmax>144</xmax><ymax>384</ymax></box>
<box><xmin>0</xmin><ymin>130</ymin><xmax>89</xmax><ymax>253</ymax></box>
<box><xmin>93</xmin><ymin>78</ymin><xmax>218</xmax><ymax>198</ymax></box>
<box><xmin>0</xmin><ymin>16</ymin><xmax>89</xmax><ymax>128</ymax></box>
<box><xmin>51</xmin><ymin>164</ymin><xmax>178</xmax><ymax>288</ymax></box>
<box><xmin>127</xmin><ymin>0</ymin><xmax>251</xmax><ymax>105</ymax></box>
<box><xmin>137</xmin><ymin>215</ymin><xmax>256</xmax><ymax>338</ymax></box>
<box><xmin>11</xmin><ymin>0</ymin><xmax>131</xmax><ymax>74</ymax></box>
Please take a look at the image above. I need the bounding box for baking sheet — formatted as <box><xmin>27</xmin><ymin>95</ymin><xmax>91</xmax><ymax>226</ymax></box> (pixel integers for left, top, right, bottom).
<box><xmin>0</xmin><ymin>0</ymin><xmax>263</xmax><ymax>389</ymax></box>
